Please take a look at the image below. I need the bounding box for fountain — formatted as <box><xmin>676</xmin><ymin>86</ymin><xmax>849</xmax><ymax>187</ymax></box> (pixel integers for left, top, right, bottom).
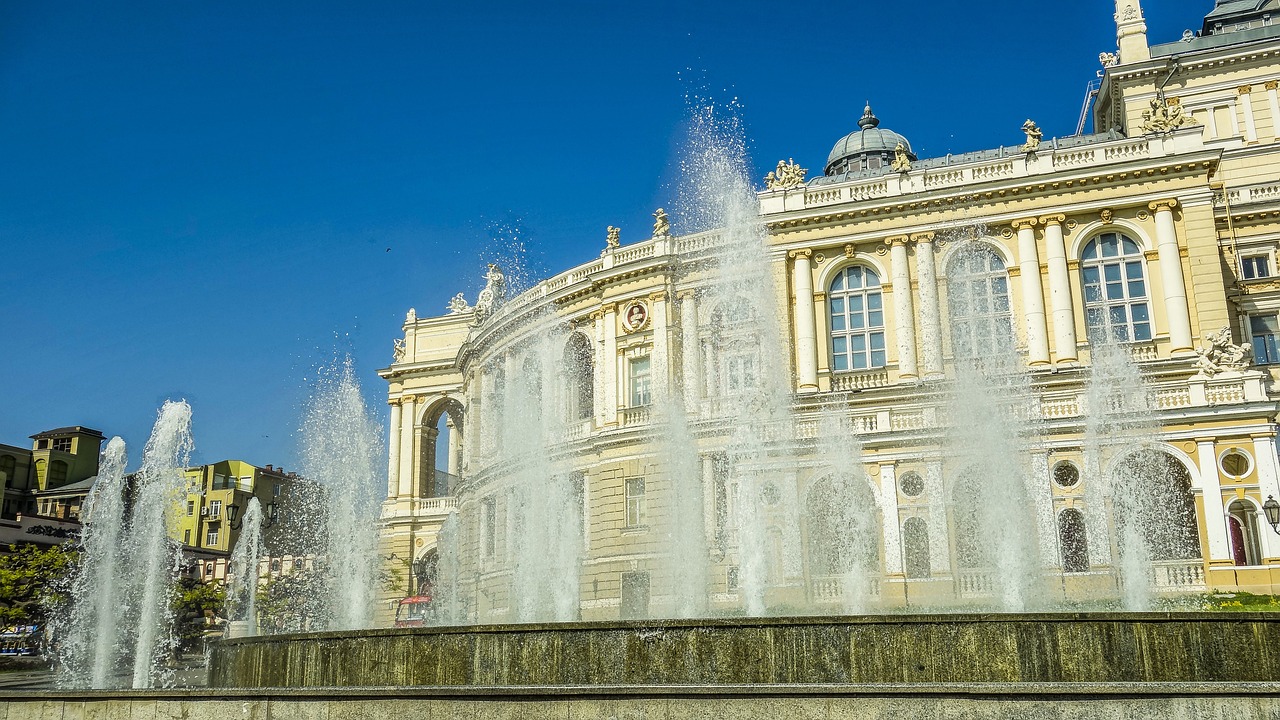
<box><xmin>226</xmin><ymin>498</ymin><xmax>264</xmax><ymax>637</ymax></box>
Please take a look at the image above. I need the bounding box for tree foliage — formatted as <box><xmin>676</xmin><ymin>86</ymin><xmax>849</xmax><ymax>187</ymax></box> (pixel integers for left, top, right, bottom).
<box><xmin>170</xmin><ymin>575</ymin><xmax>226</xmax><ymax>652</ymax></box>
<box><xmin>0</xmin><ymin>543</ymin><xmax>78</xmax><ymax>628</ymax></box>
<box><xmin>256</xmin><ymin>568</ymin><xmax>327</xmax><ymax>634</ymax></box>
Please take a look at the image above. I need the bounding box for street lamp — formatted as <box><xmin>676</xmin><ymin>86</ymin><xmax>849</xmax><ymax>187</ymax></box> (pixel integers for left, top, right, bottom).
<box><xmin>1264</xmin><ymin>495</ymin><xmax>1280</xmax><ymax>535</ymax></box>
<box><xmin>227</xmin><ymin>502</ymin><xmax>242</xmax><ymax>530</ymax></box>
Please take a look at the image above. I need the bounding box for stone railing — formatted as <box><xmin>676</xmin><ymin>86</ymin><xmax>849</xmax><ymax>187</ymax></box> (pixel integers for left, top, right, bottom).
<box><xmin>1214</xmin><ymin>181</ymin><xmax>1280</xmax><ymax>207</ymax></box>
<box><xmin>956</xmin><ymin>569</ymin><xmax>995</xmax><ymax>598</ymax></box>
<box><xmin>1151</xmin><ymin>559</ymin><xmax>1206</xmax><ymax>591</ymax></box>
<box><xmin>830</xmin><ymin>370</ymin><xmax>890</xmax><ymax>391</ymax></box>
<box><xmin>809</xmin><ymin>576</ymin><xmax>881</xmax><ymax>602</ymax></box>
<box><xmin>414</xmin><ymin>496</ymin><xmax>458</xmax><ymax>516</ymax></box>
<box><xmin>620</xmin><ymin>406</ymin><xmax>651</xmax><ymax>427</ymax></box>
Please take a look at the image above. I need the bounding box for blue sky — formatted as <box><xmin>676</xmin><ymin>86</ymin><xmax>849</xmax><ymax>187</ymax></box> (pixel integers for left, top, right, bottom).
<box><xmin>0</xmin><ymin>1</ymin><xmax>1210</xmax><ymax>471</ymax></box>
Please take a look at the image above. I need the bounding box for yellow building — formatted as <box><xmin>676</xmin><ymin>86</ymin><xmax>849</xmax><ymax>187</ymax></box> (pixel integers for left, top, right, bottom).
<box><xmin>0</xmin><ymin>426</ymin><xmax>105</xmax><ymax>520</ymax></box>
<box><xmin>378</xmin><ymin>0</ymin><xmax>1280</xmax><ymax>623</ymax></box>
<box><xmin>177</xmin><ymin>460</ymin><xmax>299</xmax><ymax>581</ymax></box>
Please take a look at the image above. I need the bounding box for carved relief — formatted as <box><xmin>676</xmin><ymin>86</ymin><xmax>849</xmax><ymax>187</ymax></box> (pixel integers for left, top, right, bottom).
<box><xmin>472</xmin><ymin>263</ymin><xmax>506</xmax><ymax>323</ymax></box>
<box><xmin>606</xmin><ymin>225</ymin><xmax>621</xmax><ymax>250</ymax></box>
<box><xmin>1141</xmin><ymin>95</ymin><xmax>1197</xmax><ymax>135</ymax></box>
<box><xmin>621</xmin><ymin>300</ymin><xmax>650</xmax><ymax>333</ymax></box>
<box><xmin>393</xmin><ymin>338</ymin><xmax>406</xmax><ymax>362</ymax></box>
<box><xmin>446</xmin><ymin>294</ymin><xmax>470</xmax><ymax>314</ymax></box>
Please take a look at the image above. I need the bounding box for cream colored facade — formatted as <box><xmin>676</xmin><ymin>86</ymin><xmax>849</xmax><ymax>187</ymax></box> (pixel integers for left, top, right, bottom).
<box><xmin>377</xmin><ymin>0</ymin><xmax>1280</xmax><ymax>624</ymax></box>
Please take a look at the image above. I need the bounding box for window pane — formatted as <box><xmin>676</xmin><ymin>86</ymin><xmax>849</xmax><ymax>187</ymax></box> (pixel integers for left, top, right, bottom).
<box><xmin>1127</xmin><ymin>279</ymin><xmax>1145</xmax><ymax>298</ymax></box>
<box><xmin>864</xmin><ymin>269</ymin><xmax>880</xmax><ymax>286</ymax></box>
<box><xmin>1104</xmin><ymin>263</ymin><xmax>1121</xmax><ymax>282</ymax></box>
<box><xmin>851</xmin><ymin>335</ymin><xmax>867</xmax><ymax>352</ymax></box>
<box><xmin>1101</xmin><ymin>235</ymin><xmax>1118</xmax><ymax>257</ymax></box>
<box><xmin>830</xmin><ymin>314</ymin><xmax>846</xmax><ymax>331</ymax></box>
<box><xmin>830</xmin><ymin>297</ymin><xmax>845</xmax><ymax>314</ymax></box>
<box><xmin>832</xmin><ymin>336</ymin><xmax>847</xmax><ymax>353</ymax></box>
<box><xmin>833</xmin><ymin>354</ymin><xmax>848</xmax><ymax>371</ymax></box>
<box><xmin>870</xmin><ymin>332</ymin><xmax>885</xmax><ymax>351</ymax></box>
<box><xmin>1082</xmin><ymin>241</ymin><xmax>1098</xmax><ymax>261</ymax></box>
<box><xmin>830</xmin><ymin>275</ymin><xmax>844</xmax><ymax>292</ymax></box>
<box><xmin>868</xmin><ymin>310</ymin><xmax>883</xmax><ymax>327</ymax></box>
<box><xmin>849</xmin><ymin>295</ymin><xmax>864</xmax><ymax>312</ymax></box>
<box><xmin>1131</xmin><ymin>303</ymin><xmax>1149</xmax><ymax>323</ymax></box>
<box><xmin>1251</xmin><ymin>315</ymin><xmax>1280</xmax><ymax>334</ymax></box>
<box><xmin>1121</xmin><ymin>236</ymin><xmax>1139</xmax><ymax>254</ymax></box>
<box><xmin>1133</xmin><ymin>322</ymin><xmax>1152</xmax><ymax>341</ymax></box>
<box><xmin>871</xmin><ymin>350</ymin><xmax>886</xmax><ymax>367</ymax></box>
<box><xmin>850</xmin><ymin>313</ymin><xmax>864</xmax><ymax>330</ymax></box>
<box><xmin>867</xmin><ymin>293</ymin><xmax>882</xmax><ymax>310</ymax></box>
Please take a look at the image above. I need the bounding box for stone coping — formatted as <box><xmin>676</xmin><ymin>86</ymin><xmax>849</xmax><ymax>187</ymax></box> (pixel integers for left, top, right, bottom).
<box><xmin>5</xmin><ymin>682</ymin><xmax>1280</xmax><ymax>701</ymax></box>
<box><xmin>215</xmin><ymin>611</ymin><xmax>1280</xmax><ymax>646</ymax></box>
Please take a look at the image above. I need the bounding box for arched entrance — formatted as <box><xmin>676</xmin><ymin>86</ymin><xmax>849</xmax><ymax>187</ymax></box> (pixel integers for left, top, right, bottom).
<box><xmin>418</xmin><ymin>398</ymin><xmax>464</xmax><ymax>498</ymax></box>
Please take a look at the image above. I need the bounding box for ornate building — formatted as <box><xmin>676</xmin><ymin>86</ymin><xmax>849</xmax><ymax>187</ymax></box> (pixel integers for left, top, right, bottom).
<box><xmin>377</xmin><ymin>0</ymin><xmax>1280</xmax><ymax>623</ymax></box>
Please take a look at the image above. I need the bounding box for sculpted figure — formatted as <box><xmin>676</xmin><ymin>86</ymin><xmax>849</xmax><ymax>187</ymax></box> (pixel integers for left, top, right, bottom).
<box><xmin>890</xmin><ymin>142</ymin><xmax>911</xmax><ymax>173</ymax></box>
<box><xmin>606</xmin><ymin>225</ymin><xmax>620</xmax><ymax>250</ymax></box>
<box><xmin>1021</xmin><ymin>119</ymin><xmax>1043</xmax><ymax>153</ymax></box>
<box><xmin>765</xmin><ymin>158</ymin><xmax>807</xmax><ymax>190</ymax></box>
<box><xmin>652</xmin><ymin>208</ymin><xmax>671</xmax><ymax>238</ymax></box>
<box><xmin>1099</xmin><ymin>51</ymin><xmax>1119</xmax><ymax>68</ymax></box>
<box><xmin>1193</xmin><ymin>326</ymin><xmax>1252</xmax><ymax>377</ymax></box>
<box><xmin>393</xmin><ymin>338</ymin><xmax>406</xmax><ymax>362</ymax></box>
<box><xmin>405</xmin><ymin>307</ymin><xmax>416</xmax><ymax>323</ymax></box>
<box><xmin>1141</xmin><ymin>94</ymin><xmax>1196</xmax><ymax>134</ymax></box>
<box><xmin>472</xmin><ymin>263</ymin><xmax>506</xmax><ymax>322</ymax></box>
<box><xmin>446</xmin><ymin>293</ymin><xmax>470</xmax><ymax>314</ymax></box>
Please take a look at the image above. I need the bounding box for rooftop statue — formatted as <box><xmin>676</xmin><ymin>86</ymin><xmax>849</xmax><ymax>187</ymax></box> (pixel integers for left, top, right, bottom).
<box><xmin>392</xmin><ymin>338</ymin><xmax>406</xmax><ymax>363</ymax></box>
<box><xmin>1141</xmin><ymin>94</ymin><xmax>1197</xmax><ymax>134</ymax></box>
<box><xmin>405</xmin><ymin>307</ymin><xmax>416</xmax><ymax>323</ymax></box>
<box><xmin>1099</xmin><ymin>51</ymin><xmax>1119</xmax><ymax>67</ymax></box>
<box><xmin>605</xmin><ymin>225</ymin><xmax>620</xmax><ymax>251</ymax></box>
<box><xmin>890</xmin><ymin>142</ymin><xmax>912</xmax><ymax>173</ymax></box>
<box><xmin>472</xmin><ymin>263</ymin><xmax>506</xmax><ymax>323</ymax></box>
<box><xmin>1021</xmin><ymin>119</ymin><xmax>1043</xmax><ymax>153</ymax></box>
<box><xmin>447</xmin><ymin>293</ymin><xmax>471</xmax><ymax>314</ymax></box>
<box><xmin>764</xmin><ymin>158</ymin><xmax>807</xmax><ymax>191</ymax></box>
<box><xmin>1193</xmin><ymin>326</ymin><xmax>1252</xmax><ymax>378</ymax></box>
<box><xmin>652</xmin><ymin>208</ymin><xmax>671</xmax><ymax>239</ymax></box>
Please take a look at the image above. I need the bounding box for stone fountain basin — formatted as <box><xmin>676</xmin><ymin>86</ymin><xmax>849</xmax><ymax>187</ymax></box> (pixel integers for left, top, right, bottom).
<box><xmin>208</xmin><ymin>612</ymin><xmax>1280</xmax><ymax>688</ymax></box>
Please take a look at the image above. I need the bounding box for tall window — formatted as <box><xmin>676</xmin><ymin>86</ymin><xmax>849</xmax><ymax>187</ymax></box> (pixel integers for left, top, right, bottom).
<box><xmin>1227</xmin><ymin>500</ymin><xmax>1262</xmax><ymax>566</ymax></box>
<box><xmin>625</xmin><ymin>477</ymin><xmax>646</xmax><ymax>527</ymax></box>
<box><xmin>1241</xmin><ymin>255</ymin><xmax>1271</xmax><ymax>280</ymax></box>
<box><xmin>1250</xmin><ymin>315</ymin><xmax>1280</xmax><ymax>365</ymax></box>
<box><xmin>828</xmin><ymin>265</ymin><xmax>886</xmax><ymax>371</ymax></box>
<box><xmin>947</xmin><ymin>244</ymin><xmax>1013</xmax><ymax>357</ymax></box>
<box><xmin>902</xmin><ymin>516</ymin><xmax>931</xmax><ymax>579</ymax></box>
<box><xmin>0</xmin><ymin>456</ymin><xmax>14</xmax><ymax>487</ymax></box>
<box><xmin>481</xmin><ymin>497</ymin><xmax>497</xmax><ymax>559</ymax></box>
<box><xmin>1081</xmin><ymin>233</ymin><xmax>1152</xmax><ymax>342</ymax></box>
<box><xmin>629</xmin><ymin>357</ymin><xmax>651</xmax><ymax>407</ymax></box>
<box><xmin>563</xmin><ymin>333</ymin><xmax>594</xmax><ymax>421</ymax></box>
<box><xmin>48</xmin><ymin>460</ymin><xmax>68</xmax><ymax>486</ymax></box>
<box><xmin>210</xmin><ymin>500</ymin><xmax>222</xmax><ymax>518</ymax></box>
<box><xmin>1058</xmin><ymin>508</ymin><xmax>1089</xmax><ymax>573</ymax></box>
<box><xmin>205</xmin><ymin>528</ymin><xmax>219</xmax><ymax>546</ymax></box>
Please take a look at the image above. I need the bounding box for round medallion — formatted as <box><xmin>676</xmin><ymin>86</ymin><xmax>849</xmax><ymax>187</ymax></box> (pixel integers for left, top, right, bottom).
<box><xmin>621</xmin><ymin>301</ymin><xmax>650</xmax><ymax>333</ymax></box>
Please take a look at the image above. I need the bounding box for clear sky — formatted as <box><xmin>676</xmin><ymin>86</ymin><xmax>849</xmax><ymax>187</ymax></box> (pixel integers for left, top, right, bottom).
<box><xmin>0</xmin><ymin>0</ymin><xmax>1211</xmax><ymax>472</ymax></box>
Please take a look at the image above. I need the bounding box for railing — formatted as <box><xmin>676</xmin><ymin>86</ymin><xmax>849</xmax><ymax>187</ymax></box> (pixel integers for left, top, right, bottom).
<box><xmin>620</xmin><ymin>406</ymin><xmax>651</xmax><ymax>427</ymax></box>
<box><xmin>831</xmin><ymin>370</ymin><xmax>890</xmax><ymax>391</ymax></box>
<box><xmin>1151</xmin><ymin>559</ymin><xmax>1206</xmax><ymax>591</ymax></box>
<box><xmin>414</xmin><ymin>496</ymin><xmax>458</xmax><ymax>516</ymax></box>
<box><xmin>809</xmin><ymin>576</ymin><xmax>881</xmax><ymax>602</ymax></box>
<box><xmin>1214</xmin><ymin>181</ymin><xmax>1280</xmax><ymax>207</ymax></box>
<box><xmin>957</xmin><ymin>569</ymin><xmax>995</xmax><ymax>598</ymax></box>
<box><xmin>1205</xmin><ymin>381</ymin><xmax>1246</xmax><ymax>405</ymax></box>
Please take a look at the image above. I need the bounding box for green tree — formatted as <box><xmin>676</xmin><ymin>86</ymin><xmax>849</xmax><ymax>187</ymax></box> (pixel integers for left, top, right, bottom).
<box><xmin>256</xmin><ymin>568</ymin><xmax>327</xmax><ymax>634</ymax></box>
<box><xmin>170</xmin><ymin>576</ymin><xmax>226</xmax><ymax>652</ymax></box>
<box><xmin>0</xmin><ymin>543</ymin><xmax>78</xmax><ymax>629</ymax></box>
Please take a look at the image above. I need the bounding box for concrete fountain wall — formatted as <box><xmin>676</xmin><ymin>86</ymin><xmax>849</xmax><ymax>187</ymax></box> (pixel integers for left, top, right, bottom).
<box><xmin>208</xmin><ymin>613</ymin><xmax>1280</xmax><ymax>688</ymax></box>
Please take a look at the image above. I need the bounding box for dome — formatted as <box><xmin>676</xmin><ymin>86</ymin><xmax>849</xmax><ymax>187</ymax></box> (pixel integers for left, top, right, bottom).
<box><xmin>824</xmin><ymin>104</ymin><xmax>916</xmax><ymax>176</ymax></box>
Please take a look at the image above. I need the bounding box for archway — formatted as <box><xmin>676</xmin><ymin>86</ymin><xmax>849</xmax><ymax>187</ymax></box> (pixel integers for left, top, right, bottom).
<box><xmin>419</xmin><ymin>398</ymin><xmax>464</xmax><ymax>498</ymax></box>
<box><xmin>1110</xmin><ymin>449</ymin><xmax>1202</xmax><ymax>561</ymax></box>
<box><xmin>802</xmin><ymin>472</ymin><xmax>880</xmax><ymax>586</ymax></box>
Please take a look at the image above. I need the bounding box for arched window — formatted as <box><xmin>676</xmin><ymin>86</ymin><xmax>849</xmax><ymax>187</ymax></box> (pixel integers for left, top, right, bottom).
<box><xmin>1081</xmin><ymin>232</ymin><xmax>1152</xmax><ymax>343</ymax></box>
<box><xmin>48</xmin><ymin>460</ymin><xmax>68</xmax><ymax>487</ymax></box>
<box><xmin>563</xmin><ymin>333</ymin><xmax>594</xmax><ymax>421</ymax></box>
<box><xmin>1112</xmin><ymin>450</ymin><xmax>1201</xmax><ymax>561</ymax></box>
<box><xmin>946</xmin><ymin>243</ymin><xmax>1013</xmax><ymax>357</ymax></box>
<box><xmin>828</xmin><ymin>266</ymin><xmax>885</xmax><ymax>371</ymax></box>
<box><xmin>902</xmin><ymin>516</ymin><xmax>930</xmax><ymax>579</ymax></box>
<box><xmin>1227</xmin><ymin>500</ymin><xmax>1262</xmax><ymax>566</ymax></box>
<box><xmin>1058</xmin><ymin>508</ymin><xmax>1089</xmax><ymax>573</ymax></box>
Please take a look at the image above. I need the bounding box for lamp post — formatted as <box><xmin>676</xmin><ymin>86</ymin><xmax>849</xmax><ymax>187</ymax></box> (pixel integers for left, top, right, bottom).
<box><xmin>227</xmin><ymin>502</ymin><xmax>242</xmax><ymax>530</ymax></box>
<box><xmin>1264</xmin><ymin>495</ymin><xmax>1280</xmax><ymax>535</ymax></box>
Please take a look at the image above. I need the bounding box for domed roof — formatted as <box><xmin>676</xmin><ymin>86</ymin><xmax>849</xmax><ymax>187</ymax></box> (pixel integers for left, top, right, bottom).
<box><xmin>825</xmin><ymin>104</ymin><xmax>916</xmax><ymax>176</ymax></box>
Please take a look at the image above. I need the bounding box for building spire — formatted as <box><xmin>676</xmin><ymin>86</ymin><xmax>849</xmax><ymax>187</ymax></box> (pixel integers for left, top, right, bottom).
<box><xmin>1115</xmin><ymin>0</ymin><xmax>1150</xmax><ymax>63</ymax></box>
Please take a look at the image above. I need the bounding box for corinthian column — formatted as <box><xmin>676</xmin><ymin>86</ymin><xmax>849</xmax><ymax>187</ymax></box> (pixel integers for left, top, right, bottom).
<box><xmin>1013</xmin><ymin>218</ymin><xmax>1050</xmax><ymax>366</ymax></box>
<box><xmin>678</xmin><ymin>291</ymin><xmax>700</xmax><ymax>411</ymax></box>
<box><xmin>1150</xmin><ymin>200</ymin><xmax>1194</xmax><ymax>354</ymax></box>
<box><xmin>888</xmin><ymin>237</ymin><xmax>918</xmax><ymax>379</ymax></box>
<box><xmin>912</xmin><ymin>232</ymin><xmax>943</xmax><ymax>378</ymax></box>
<box><xmin>1039</xmin><ymin>214</ymin><xmax>1078</xmax><ymax>364</ymax></box>
<box><xmin>397</xmin><ymin>396</ymin><xmax>417</xmax><ymax>497</ymax></box>
<box><xmin>386</xmin><ymin>399</ymin><xmax>402</xmax><ymax>499</ymax></box>
<box><xmin>790</xmin><ymin>250</ymin><xmax>818</xmax><ymax>392</ymax></box>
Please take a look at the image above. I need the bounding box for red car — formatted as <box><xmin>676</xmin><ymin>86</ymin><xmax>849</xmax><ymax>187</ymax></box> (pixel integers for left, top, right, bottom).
<box><xmin>393</xmin><ymin>594</ymin><xmax>434</xmax><ymax>628</ymax></box>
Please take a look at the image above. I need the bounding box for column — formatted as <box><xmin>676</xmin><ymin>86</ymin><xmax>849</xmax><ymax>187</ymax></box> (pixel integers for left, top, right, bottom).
<box><xmin>1266</xmin><ymin>81</ymin><xmax>1279</xmax><ymax>141</ymax></box>
<box><xmin>387</xmin><ymin>400</ymin><xmax>402</xmax><ymax>499</ymax></box>
<box><xmin>912</xmin><ymin>232</ymin><xmax>944</xmax><ymax>378</ymax></box>
<box><xmin>1250</xmin><ymin>434</ymin><xmax>1280</xmax><ymax>559</ymax></box>
<box><xmin>397</xmin><ymin>396</ymin><xmax>417</xmax><ymax>498</ymax></box>
<box><xmin>1238</xmin><ymin>86</ymin><xmax>1258</xmax><ymax>143</ymax></box>
<box><xmin>592</xmin><ymin>311</ymin><xmax>607</xmax><ymax>424</ymax></box>
<box><xmin>1196</xmin><ymin>438</ymin><xmax>1230</xmax><ymax>562</ymax></box>
<box><xmin>1028</xmin><ymin>452</ymin><xmax>1058</xmax><ymax>568</ymax></box>
<box><xmin>602</xmin><ymin>304</ymin><xmax>618</xmax><ymax>425</ymax></box>
<box><xmin>925</xmin><ymin>461</ymin><xmax>950</xmax><ymax>574</ymax></box>
<box><xmin>679</xmin><ymin>291</ymin><xmax>701</xmax><ymax>411</ymax></box>
<box><xmin>1013</xmin><ymin>218</ymin><xmax>1050</xmax><ymax>366</ymax></box>
<box><xmin>790</xmin><ymin>250</ymin><xmax>819</xmax><ymax>392</ymax></box>
<box><xmin>446</xmin><ymin>417</ymin><xmax>461</xmax><ymax>477</ymax></box>
<box><xmin>879</xmin><ymin>464</ymin><xmax>903</xmax><ymax>574</ymax></box>
<box><xmin>651</xmin><ymin>291</ymin><xmax>670</xmax><ymax>402</ymax></box>
<box><xmin>1039</xmin><ymin>215</ymin><xmax>1078</xmax><ymax>364</ymax></box>
<box><xmin>889</xmin><ymin>236</ymin><xmax>918</xmax><ymax>379</ymax></box>
<box><xmin>1151</xmin><ymin>200</ymin><xmax>1194</xmax><ymax>354</ymax></box>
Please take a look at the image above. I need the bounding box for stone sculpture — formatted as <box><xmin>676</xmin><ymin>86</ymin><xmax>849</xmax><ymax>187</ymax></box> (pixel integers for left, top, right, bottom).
<box><xmin>393</xmin><ymin>338</ymin><xmax>406</xmax><ymax>362</ymax></box>
<box><xmin>1141</xmin><ymin>94</ymin><xmax>1196</xmax><ymax>134</ymax></box>
<box><xmin>1099</xmin><ymin>51</ymin><xmax>1119</xmax><ymax>68</ymax></box>
<box><xmin>473</xmin><ymin>263</ymin><xmax>506</xmax><ymax>323</ymax></box>
<box><xmin>447</xmin><ymin>293</ymin><xmax>470</xmax><ymax>314</ymax></box>
<box><xmin>1021</xmin><ymin>119</ymin><xmax>1043</xmax><ymax>153</ymax></box>
<box><xmin>405</xmin><ymin>307</ymin><xmax>416</xmax><ymax>323</ymax></box>
<box><xmin>1193</xmin><ymin>326</ymin><xmax>1251</xmax><ymax>377</ymax></box>
<box><xmin>890</xmin><ymin>142</ymin><xmax>911</xmax><ymax>173</ymax></box>
<box><xmin>652</xmin><ymin>208</ymin><xmax>671</xmax><ymax>239</ymax></box>
<box><xmin>606</xmin><ymin>225</ymin><xmax>620</xmax><ymax>250</ymax></box>
<box><xmin>764</xmin><ymin>158</ymin><xmax>807</xmax><ymax>190</ymax></box>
